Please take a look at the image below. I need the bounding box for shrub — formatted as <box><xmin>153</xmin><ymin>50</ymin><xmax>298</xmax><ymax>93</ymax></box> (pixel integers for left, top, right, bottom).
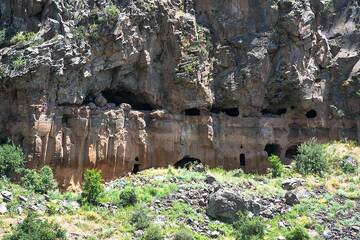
<box><xmin>142</xmin><ymin>225</ymin><xmax>164</xmax><ymax>240</ymax></box>
<box><xmin>286</xmin><ymin>226</ymin><xmax>310</xmax><ymax>240</ymax></box>
<box><xmin>339</xmin><ymin>155</ymin><xmax>358</xmax><ymax>173</ymax></box>
<box><xmin>0</xmin><ymin>29</ymin><xmax>6</xmax><ymax>42</ymax></box>
<box><xmin>12</xmin><ymin>56</ymin><xmax>26</xmax><ymax>70</ymax></box>
<box><xmin>81</xmin><ymin>169</ymin><xmax>104</xmax><ymax>205</ymax></box>
<box><xmin>174</xmin><ymin>228</ymin><xmax>194</xmax><ymax>240</ymax></box>
<box><xmin>21</xmin><ymin>166</ymin><xmax>58</xmax><ymax>194</ymax></box>
<box><xmin>130</xmin><ymin>207</ymin><xmax>151</xmax><ymax>230</ymax></box>
<box><xmin>268</xmin><ymin>155</ymin><xmax>284</xmax><ymax>178</ymax></box>
<box><xmin>295</xmin><ymin>139</ymin><xmax>328</xmax><ymax>176</ymax></box>
<box><xmin>233</xmin><ymin>212</ymin><xmax>266</xmax><ymax>240</ymax></box>
<box><xmin>119</xmin><ymin>186</ymin><xmax>137</xmax><ymax>207</ymax></box>
<box><xmin>4</xmin><ymin>213</ymin><xmax>67</xmax><ymax>240</ymax></box>
<box><xmin>99</xmin><ymin>5</ymin><xmax>121</xmax><ymax>24</ymax></box>
<box><xmin>10</xmin><ymin>31</ymin><xmax>36</xmax><ymax>45</ymax></box>
<box><xmin>0</xmin><ymin>143</ymin><xmax>26</xmax><ymax>178</ymax></box>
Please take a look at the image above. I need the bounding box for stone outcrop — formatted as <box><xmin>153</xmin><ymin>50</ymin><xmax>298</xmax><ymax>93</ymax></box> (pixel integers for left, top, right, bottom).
<box><xmin>0</xmin><ymin>0</ymin><xmax>359</xmax><ymax>186</ymax></box>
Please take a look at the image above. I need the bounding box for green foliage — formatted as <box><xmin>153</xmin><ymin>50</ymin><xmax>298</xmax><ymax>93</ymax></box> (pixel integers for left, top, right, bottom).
<box><xmin>0</xmin><ymin>63</ymin><xmax>5</xmax><ymax>78</ymax></box>
<box><xmin>10</xmin><ymin>31</ymin><xmax>36</xmax><ymax>45</ymax></box>
<box><xmin>233</xmin><ymin>212</ymin><xmax>266</xmax><ymax>240</ymax></box>
<box><xmin>295</xmin><ymin>139</ymin><xmax>329</xmax><ymax>176</ymax></box>
<box><xmin>119</xmin><ymin>186</ymin><xmax>137</xmax><ymax>207</ymax></box>
<box><xmin>339</xmin><ymin>156</ymin><xmax>358</xmax><ymax>174</ymax></box>
<box><xmin>81</xmin><ymin>169</ymin><xmax>104</xmax><ymax>205</ymax></box>
<box><xmin>99</xmin><ymin>5</ymin><xmax>121</xmax><ymax>23</ymax></box>
<box><xmin>12</xmin><ymin>56</ymin><xmax>26</xmax><ymax>70</ymax></box>
<box><xmin>21</xmin><ymin>166</ymin><xmax>58</xmax><ymax>194</ymax></box>
<box><xmin>286</xmin><ymin>226</ymin><xmax>310</xmax><ymax>240</ymax></box>
<box><xmin>4</xmin><ymin>213</ymin><xmax>67</xmax><ymax>240</ymax></box>
<box><xmin>130</xmin><ymin>207</ymin><xmax>151</xmax><ymax>230</ymax></box>
<box><xmin>0</xmin><ymin>28</ymin><xmax>6</xmax><ymax>42</ymax></box>
<box><xmin>173</xmin><ymin>228</ymin><xmax>194</xmax><ymax>240</ymax></box>
<box><xmin>0</xmin><ymin>143</ymin><xmax>26</xmax><ymax>178</ymax></box>
<box><xmin>268</xmin><ymin>155</ymin><xmax>284</xmax><ymax>178</ymax></box>
<box><xmin>142</xmin><ymin>225</ymin><xmax>164</xmax><ymax>240</ymax></box>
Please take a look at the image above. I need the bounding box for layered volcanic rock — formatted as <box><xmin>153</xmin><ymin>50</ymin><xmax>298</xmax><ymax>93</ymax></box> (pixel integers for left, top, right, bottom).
<box><xmin>0</xmin><ymin>0</ymin><xmax>359</xmax><ymax>186</ymax></box>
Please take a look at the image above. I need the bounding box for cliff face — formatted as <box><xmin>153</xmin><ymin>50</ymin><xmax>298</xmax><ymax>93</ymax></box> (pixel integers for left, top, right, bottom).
<box><xmin>0</xmin><ymin>0</ymin><xmax>359</xmax><ymax>186</ymax></box>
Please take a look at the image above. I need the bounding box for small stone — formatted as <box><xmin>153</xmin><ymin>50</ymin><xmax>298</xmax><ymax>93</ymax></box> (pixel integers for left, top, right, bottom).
<box><xmin>322</xmin><ymin>229</ymin><xmax>332</xmax><ymax>239</ymax></box>
<box><xmin>1</xmin><ymin>191</ymin><xmax>12</xmax><ymax>202</ymax></box>
<box><xmin>285</xmin><ymin>191</ymin><xmax>300</xmax><ymax>206</ymax></box>
<box><xmin>205</xmin><ymin>174</ymin><xmax>216</xmax><ymax>185</ymax></box>
<box><xmin>193</xmin><ymin>163</ymin><xmax>206</xmax><ymax>173</ymax></box>
<box><xmin>281</xmin><ymin>179</ymin><xmax>301</xmax><ymax>190</ymax></box>
<box><xmin>18</xmin><ymin>195</ymin><xmax>29</xmax><ymax>203</ymax></box>
<box><xmin>0</xmin><ymin>203</ymin><xmax>7</xmax><ymax>214</ymax></box>
<box><xmin>277</xmin><ymin>236</ymin><xmax>286</xmax><ymax>240</ymax></box>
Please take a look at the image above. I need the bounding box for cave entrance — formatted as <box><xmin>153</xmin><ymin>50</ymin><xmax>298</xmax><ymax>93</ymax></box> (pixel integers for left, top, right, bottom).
<box><xmin>210</xmin><ymin>107</ymin><xmax>240</xmax><ymax>117</ymax></box>
<box><xmin>306</xmin><ymin>109</ymin><xmax>317</xmax><ymax>119</ymax></box>
<box><xmin>102</xmin><ymin>89</ymin><xmax>155</xmax><ymax>110</ymax></box>
<box><xmin>285</xmin><ymin>145</ymin><xmax>299</xmax><ymax>160</ymax></box>
<box><xmin>240</xmin><ymin>154</ymin><xmax>246</xmax><ymax>167</ymax></box>
<box><xmin>132</xmin><ymin>157</ymin><xmax>141</xmax><ymax>174</ymax></box>
<box><xmin>261</xmin><ymin>108</ymin><xmax>287</xmax><ymax>117</ymax></box>
<box><xmin>264</xmin><ymin>144</ymin><xmax>281</xmax><ymax>157</ymax></box>
<box><xmin>184</xmin><ymin>108</ymin><xmax>201</xmax><ymax>116</ymax></box>
<box><xmin>174</xmin><ymin>156</ymin><xmax>201</xmax><ymax>169</ymax></box>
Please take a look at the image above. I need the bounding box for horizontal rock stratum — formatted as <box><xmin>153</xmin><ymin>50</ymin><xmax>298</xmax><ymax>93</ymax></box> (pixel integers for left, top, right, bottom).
<box><xmin>0</xmin><ymin>0</ymin><xmax>359</xmax><ymax>186</ymax></box>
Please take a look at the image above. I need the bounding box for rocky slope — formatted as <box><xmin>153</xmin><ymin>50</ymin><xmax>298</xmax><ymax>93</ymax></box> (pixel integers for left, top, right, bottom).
<box><xmin>0</xmin><ymin>0</ymin><xmax>359</xmax><ymax>185</ymax></box>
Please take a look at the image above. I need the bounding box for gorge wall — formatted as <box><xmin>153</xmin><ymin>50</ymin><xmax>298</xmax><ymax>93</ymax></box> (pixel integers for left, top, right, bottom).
<box><xmin>0</xmin><ymin>0</ymin><xmax>359</xmax><ymax>187</ymax></box>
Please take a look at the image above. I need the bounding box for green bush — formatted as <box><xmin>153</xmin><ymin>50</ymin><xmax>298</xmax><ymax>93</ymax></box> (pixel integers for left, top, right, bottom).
<box><xmin>98</xmin><ymin>5</ymin><xmax>120</xmax><ymax>24</ymax></box>
<box><xmin>286</xmin><ymin>226</ymin><xmax>310</xmax><ymax>240</ymax></box>
<box><xmin>142</xmin><ymin>225</ymin><xmax>164</xmax><ymax>240</ymax></box>
<box><xmin>233</xmin><ymin>212</ymin><xmax>266</xmax><ymax>240</ymax></box>
<box><xmin>119</xmin><ymin>186</ymin><xmax>137</xmax><ymax>207</ymax></box>
<box><xmin>130</xmin><ymin>207</ymin><xmax>151</xmax><ymax>230</ymax></box>
<box><xmin>12</xmin><ymin>56</ymin><xmax>26</xmax><ymax>70</ymax></box>
<box><xmin>268</xmin><ymin>155</ymin><xmax>284</xmax><ymax>178</ymax></box>
<box><xmin>339</xmin><ymin>156</ymin><xmax>358</xmax><ymax>173</ymax></box>
<box><xmin>173</xmin><ymin>228</ymin><xmax>194</xmax><ymax>240</ymax></box>
<box><xmin>0</xmin><ymin>143</ymin><xmax>26</xmax><ymax>178</ymax></box>
<box><xmin>10</xmin><ymin>31</ymin><xmax>36</xmax><ymax>45</ymax></box>
<box><xmin>81</xmin><ymin>169</ymin><xmax>104</xmax><ymax>205</ymax></box>
<box><xmin>4</xmin><ymin>213</ymin><xmax>67</xmax><ymax>240</ymax></box>
<box><xmin>21</xmin><ymin>166</ymin><xmax>58</xmax><ymax>194</ymax></box>
<box><xmin>295</xmin><ymin>139</ymin><xmax>328</xmax><ymax>176</ymax></box>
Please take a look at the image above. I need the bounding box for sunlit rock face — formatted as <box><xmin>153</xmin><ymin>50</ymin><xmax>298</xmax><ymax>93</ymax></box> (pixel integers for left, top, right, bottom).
<box><xmin>0</xmin><ymin>0</ymin><xmax>359</xmax><ymax>186</ymax></box>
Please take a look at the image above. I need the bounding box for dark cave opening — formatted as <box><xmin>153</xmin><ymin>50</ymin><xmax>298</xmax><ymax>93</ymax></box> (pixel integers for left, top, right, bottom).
<box><xmin>174</xmin><ymin>156</ymin><xmax>201</xmax><ymax>169</ymax></box>
<box><xmin>306</xmin><ymin>109</ymin><xmax>317</xmax><ymax>119</ymax></box>
<box><xmin>184</xmin><ymin>108</ymin><xmax>201</xmax><ymax>116</ymax></box>
<box><xmin>210</xmin><ymin>107</ymin><xmax>240</xmax><ymax>117</ymax></box>
<box><xmin>261</xmin><ymin>108</ymin><xmax>287</xmax><ymax>117</ymax></box>
<box><xmin>285</xmin><ymin>145</ymin><xmax>299</xmax><ymax>160</ymax></box>
<box><xmin>264</xmin><ymin>144</ymin><xmax>281</xmax><ymax>157</ymax></box>
<box><xmin>102</xmin><ymin>89</ymin><xmax>155</xmax><ymax>111</ymax></box>
<box><xmin>240</xmin><ymin>153</ymin><xmax>246</xmax><ymax>167</ymax></box>
<box><xmin>132</xmin><ymin>157</ymin><xmax>141</xmax><ymax>174</ymax></box>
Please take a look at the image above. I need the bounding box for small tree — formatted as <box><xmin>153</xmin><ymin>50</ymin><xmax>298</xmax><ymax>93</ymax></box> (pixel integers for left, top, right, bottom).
<box><xmin>21</xmin><ymin>166</ymin><xmax>57</xmax><ymax>194</ymax></box>
<box><xmin>4</xmin><ymin>213</ymin><xmax>67</xmax><ymax>240</ymax></box>
<box><xmin>142</xmin><ymin>225</ymin><xmax>164</xmax><ymax>240</ymax></box>
<box><xmin>233</xmin><ymin>212</ymin><xmax>265</xmax><ymax>240</ymax></box>
<box><xmin>81</xmin><ymin>169</ymin><xmax>104</xmax><ymax>205</ymax></box>
<box><xmin>119</xmin><ymin>186</ymin><xmax>137</xmax><ymax>207</ymax></box>
<box><xmin>286</xmin><ymin>226</ymin><xmax>310</xmax><ymax>240</ymax></box>
<box><xmin>0</xmin><ymin>143</ymin><xmax>26</xmax><ymax>178</ymax></box>
<box><xmin>295</xmin><ymin>139</ymin><xmax>328</xmax><ymax>176</ymax></box>
<box><xmin>268</xmin><ymin>155</ymin><xmax>284</xmax><ymax>178</ymax></box>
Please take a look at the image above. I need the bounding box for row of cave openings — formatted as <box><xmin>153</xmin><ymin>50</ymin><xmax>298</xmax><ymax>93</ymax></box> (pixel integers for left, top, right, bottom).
<box><xmin>131</xmin><ymin>144</ymin><xmax>300</xmax><ymax>174</ymax></box>
<box><xmin>88</xmin><ymin>89</ymin><xmax>318</xmax><ymax>119</ymax></box>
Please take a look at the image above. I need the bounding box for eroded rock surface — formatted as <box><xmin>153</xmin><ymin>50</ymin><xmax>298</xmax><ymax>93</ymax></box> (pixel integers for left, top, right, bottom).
<box><xmin>0</xmin><ymin>0</ymin><xmax>359</xmax><ymax>186</ymax></box>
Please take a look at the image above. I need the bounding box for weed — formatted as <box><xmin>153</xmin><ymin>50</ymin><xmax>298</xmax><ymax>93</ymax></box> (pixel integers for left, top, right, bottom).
<box><xmin>130</xmin><ymin>206</ymin><xmax>151</xmax><ymax>230</ymax></box>
<box><xmin>10</xmin><ymin>32</ymin><xmax>36</xmax><ymax>45</ymax></box>
<box><xmin>268</xmin><ymin>155</ymin><xmax>284</xmax><ymax>178</ymax></box>
<box><xmin>142</xmin><ymin>225</ymin><xmax>164</xmax><ymax>240</ymax></box>
<box><xmin>233</xmin><ymin>212</ymin><xmax>266</xmax><ymax>240</ymax></box>
<box><xmin>286</xmin><ymin>226</ymin><xmax>310</xmax><ymax>240</ymax></box>
<box><xmin>12</xmin><ymin>56</ymin><xmax>26</xmax><ymax>70</ymax></box>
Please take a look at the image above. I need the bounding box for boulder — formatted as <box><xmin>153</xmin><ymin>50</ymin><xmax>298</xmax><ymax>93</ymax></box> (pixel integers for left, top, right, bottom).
<box><xmin>1</xmin><ymin>191</ymin><xmax>13</xmax><ymax>202</ymax></box>
<box><xmin>94</xmin><ymin>94</ymin><xmax>107</xmax><ymax>107</ymax></box>
<box><xmin>206</xmin><ymin>189</ymin><xmax>260</xmax><ymax>223</ymax></box>
<box><xmin>281</xmin><ymin>178</ymin><xmax>302</xmax><ymax>190</ymax></box>
<box><xmin>285</xmin><ymin>191</ymin><xmax>300</xmax><ymax>206</ymax></box>
<box><xmin>0</xmin><ymin>203</ymin><xmax>7</xmax><ymax>214</ymax></box>
<box><xmin>205</xmin><ymin>174</ymin><xmax>216</xmax><ymax>185</ymax></box>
